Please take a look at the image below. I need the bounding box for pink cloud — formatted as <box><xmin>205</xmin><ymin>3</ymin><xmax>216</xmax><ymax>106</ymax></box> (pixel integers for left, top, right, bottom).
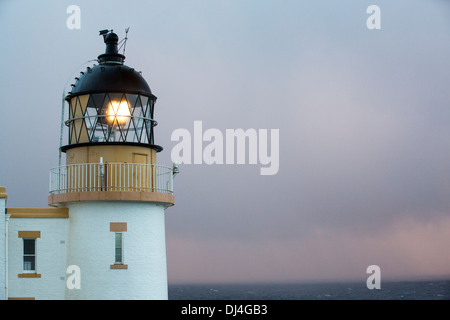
<box><xmin>166</xmin><ymin>214</ymin><xmax>450</xmax><ymax>284</ymax></box>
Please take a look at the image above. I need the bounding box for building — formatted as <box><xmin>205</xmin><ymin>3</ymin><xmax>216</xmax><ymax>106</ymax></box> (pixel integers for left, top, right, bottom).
<box><xmin>0</xmin><ymin>30</ymin><xmax>176</xmax><ymax>300</ymax></box>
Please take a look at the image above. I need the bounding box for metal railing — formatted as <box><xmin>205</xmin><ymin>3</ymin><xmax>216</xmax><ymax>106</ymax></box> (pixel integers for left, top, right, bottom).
<box><xmin>49</xmin><ymin>162</ymin><xmax>173</xmax><ymax>195</ymax></box>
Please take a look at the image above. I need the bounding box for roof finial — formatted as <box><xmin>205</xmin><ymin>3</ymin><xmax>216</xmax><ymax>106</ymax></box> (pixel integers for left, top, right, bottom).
<box><xmin>97</xmin><ymin>29</ymin><xmax>125</xmax><ymax>64</ymax></box>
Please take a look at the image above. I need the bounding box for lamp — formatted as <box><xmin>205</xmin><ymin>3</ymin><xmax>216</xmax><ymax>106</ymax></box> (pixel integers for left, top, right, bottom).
<box><xmin>107</xmin><ymin>100</ymin><xmax>131</xmax><ymax>125</ymax></box>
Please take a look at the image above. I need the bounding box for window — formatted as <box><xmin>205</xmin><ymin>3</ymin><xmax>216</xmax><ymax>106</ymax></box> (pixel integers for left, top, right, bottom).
<box><xmin>23</xmin><ymin>239</ymin><xmax>36</xmax><ymax>272</ymax></box>
<box><xmin>18</xmin><ymin>231</ymin><xmax>41</xmax><ymax>277</ymax></box>
<box><xmin>66</xmin><ymin>93</ymin><xmax>157</xmax><ymax>147</ymax></box>
<box><xmin>115</xmin><ymin>232</ymin><xmax>123</xmax><ymax>264</ymax></box>
<box><xmin>110</xmin><ymin>223</ymin><xmax>127</xmax><ymax>269</ymax></box>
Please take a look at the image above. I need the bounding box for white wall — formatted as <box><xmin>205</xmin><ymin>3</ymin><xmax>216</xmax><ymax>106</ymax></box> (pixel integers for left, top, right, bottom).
<box><xmin>65</xmin><ymin>201</ymin><xmax>168</xmax><ymax>300</ymax></box>
<box><xmin>7</xmin><ymin>217</ymin><xmax>68</xmax><ymax>300</ymax></box>
<box><xmin>0</xmin><ymin>198</ymin><xmax>6</xmax><ymax>300</ymax></box>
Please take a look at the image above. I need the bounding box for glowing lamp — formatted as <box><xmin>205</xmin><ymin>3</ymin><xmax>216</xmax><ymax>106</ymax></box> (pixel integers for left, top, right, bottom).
<box><xmin>107</xmin><ymin>100</ymin><xmax>131</xmax><ymax>125</ymax></box>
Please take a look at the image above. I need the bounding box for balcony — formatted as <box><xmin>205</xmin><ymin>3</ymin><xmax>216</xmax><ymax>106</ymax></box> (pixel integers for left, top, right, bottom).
<box><xmin>48</xmin><ymin>162</ymin><xmax>174</xmax><ymax>206</ymax></box>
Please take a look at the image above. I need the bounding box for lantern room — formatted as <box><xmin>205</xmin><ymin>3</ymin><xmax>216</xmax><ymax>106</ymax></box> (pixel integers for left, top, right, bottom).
<box><xmin>62</xmin><ymin>30</ymin><xmax>161</xmax><ymax>153</ymax></box>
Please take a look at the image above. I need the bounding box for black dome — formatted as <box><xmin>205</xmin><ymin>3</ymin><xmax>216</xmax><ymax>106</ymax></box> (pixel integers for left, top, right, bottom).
<box><xmin>66</xmin><ymin>30</ymin><xmax>155</xmax><ymax>100</ymax></box>
<box><xmin>66</xmin><ymin>63</ymin><xmax>154</xmax><ymax>99</ymax></box>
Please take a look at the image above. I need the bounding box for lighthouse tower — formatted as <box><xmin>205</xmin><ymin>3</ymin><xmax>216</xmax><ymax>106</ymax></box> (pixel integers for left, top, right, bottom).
<box><xmin>48</xmin><ymin>30</ymin><xmax>175</xmax><ymax>299</ymax></box>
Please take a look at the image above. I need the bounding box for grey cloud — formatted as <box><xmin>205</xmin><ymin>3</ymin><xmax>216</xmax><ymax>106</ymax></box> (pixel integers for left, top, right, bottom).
<box><xmin>1</xmin><ymin>0</ymin><xmax>449</xmax><ymax>283</ymax></box>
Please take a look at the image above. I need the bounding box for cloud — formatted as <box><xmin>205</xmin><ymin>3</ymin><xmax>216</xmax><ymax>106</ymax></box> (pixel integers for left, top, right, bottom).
<box><xmin>1</xmin><ymin>0</ymin><xmax>449</xmax><ymax>285</ymax></box>
<box><xmin>167</xmin><ymin>214</ymin><xmax>450</xmax><ymax>284</ymax></box>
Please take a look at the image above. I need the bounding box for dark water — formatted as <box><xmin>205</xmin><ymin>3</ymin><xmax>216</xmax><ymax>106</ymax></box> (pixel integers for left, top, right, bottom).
<box><xmin>169</xmin><ymin>280</ymin><xmax>449</xmax><ymax>300</ymax></box>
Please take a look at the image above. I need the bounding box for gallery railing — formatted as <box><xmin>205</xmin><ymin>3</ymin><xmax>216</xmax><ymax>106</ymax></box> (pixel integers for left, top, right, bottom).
<box><xmin>49</xmin><ymin>163</ymin><xmax>173</xmax><ymax>195</ymax></box>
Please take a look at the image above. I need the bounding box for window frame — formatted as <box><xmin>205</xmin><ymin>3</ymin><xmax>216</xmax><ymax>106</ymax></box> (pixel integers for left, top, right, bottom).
<box><xmin>22</xmin><ymin>238</ymin><xmax>37</xmax><ymax>273</ymax></box>
<box><xmin>114</xmin><ymin>232</ymin><xmax>124</xmax><ymax>265</ymax></box>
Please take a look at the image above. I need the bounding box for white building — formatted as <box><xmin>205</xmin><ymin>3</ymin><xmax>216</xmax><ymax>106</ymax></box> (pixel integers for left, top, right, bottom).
<box><xmin>0</xmin><ymin>30</ymin><xmax>176</xmax><ymax>300</ymax></box>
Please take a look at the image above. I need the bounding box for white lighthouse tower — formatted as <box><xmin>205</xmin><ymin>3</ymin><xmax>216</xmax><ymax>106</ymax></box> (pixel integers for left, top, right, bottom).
<box><xmin>48</xmin><ymin>30</ymin><xmax>175</xmax><ymax>299</ymax></box>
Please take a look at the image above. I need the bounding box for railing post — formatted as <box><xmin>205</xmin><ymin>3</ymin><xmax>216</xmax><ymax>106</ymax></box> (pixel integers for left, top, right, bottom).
<box><xmin>99</xmin><ymin>157</ymin><xmax>105</xmax><ymax>191</ymax></box>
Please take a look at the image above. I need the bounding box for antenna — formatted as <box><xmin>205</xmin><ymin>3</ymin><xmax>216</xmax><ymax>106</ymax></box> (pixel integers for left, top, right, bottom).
<box><xmin>118</xmin><ymin>27</ymin><xmax>130</xmax><ymax>56</ymax></box>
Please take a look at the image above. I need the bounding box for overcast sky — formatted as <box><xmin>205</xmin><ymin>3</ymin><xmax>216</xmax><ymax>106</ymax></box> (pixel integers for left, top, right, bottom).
<box><xmin>0</xmin><ymin>0</ymin><xmax>449</xmax><ymax>284</ymax></box>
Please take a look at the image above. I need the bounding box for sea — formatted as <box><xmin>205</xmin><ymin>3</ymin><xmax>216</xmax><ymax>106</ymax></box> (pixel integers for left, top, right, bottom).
<box><xmin>168</xmin><ymin>279</ymin><xmax>449</xmax><ymax>300</ymax></box>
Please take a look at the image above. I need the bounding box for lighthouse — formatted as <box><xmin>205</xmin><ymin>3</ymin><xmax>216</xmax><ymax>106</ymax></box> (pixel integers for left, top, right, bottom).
<box><xmin>48</xmin><ymin>30</ymin><xmax>175</xmax><ymax>299</ymax></box>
